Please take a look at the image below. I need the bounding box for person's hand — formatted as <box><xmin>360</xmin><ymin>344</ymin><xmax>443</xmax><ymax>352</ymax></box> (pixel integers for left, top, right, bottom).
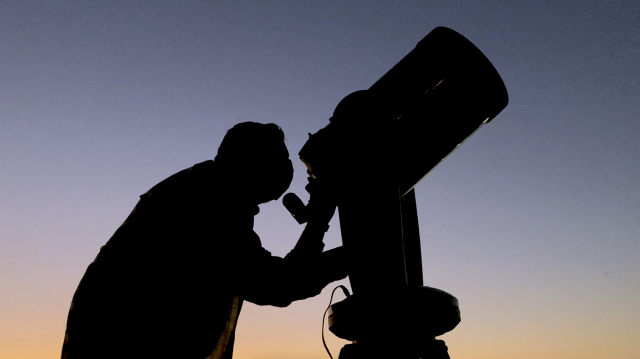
<box><xmin>304</xmin><ymin>177</ymin><xmax>337</xmax><ymax>227</ymax></box>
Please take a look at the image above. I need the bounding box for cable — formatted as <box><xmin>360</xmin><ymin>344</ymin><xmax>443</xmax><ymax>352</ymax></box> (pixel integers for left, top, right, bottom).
<box><xmin>322</xmin><ymin>285</ymin><xmax>351</xmax><ymax>359</ymax></box>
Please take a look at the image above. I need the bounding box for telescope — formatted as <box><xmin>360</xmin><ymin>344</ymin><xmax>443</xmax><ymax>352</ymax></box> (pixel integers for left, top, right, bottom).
<box><xmin>287</xmin><ymin>27</ymin><xmax>508</xmax><ymax>359</ymax></box>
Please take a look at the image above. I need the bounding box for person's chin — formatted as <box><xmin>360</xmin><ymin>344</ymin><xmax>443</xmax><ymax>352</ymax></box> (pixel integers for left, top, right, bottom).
<box><xmin>258</xmin><ymin>191</ymin><xmax>285</xmax><ymax>205</ymax></box>
<box><xmin>256</xmin><ymin>193</ymin><xmax>277</xmax><ymax>205</ymax></box>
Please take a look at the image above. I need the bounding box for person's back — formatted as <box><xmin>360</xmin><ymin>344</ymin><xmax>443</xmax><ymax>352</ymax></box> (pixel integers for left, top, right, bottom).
<box><xmin>62</xmin><ymin>122</ymin><xmax>347</xmax><ymax>359</ymax></box>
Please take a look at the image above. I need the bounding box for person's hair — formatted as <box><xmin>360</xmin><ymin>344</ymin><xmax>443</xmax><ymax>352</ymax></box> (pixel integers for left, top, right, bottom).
<box><xmin>215</xmin><ymin>122</ymin><xmax>285</xmax><ymax>163</ymax></box>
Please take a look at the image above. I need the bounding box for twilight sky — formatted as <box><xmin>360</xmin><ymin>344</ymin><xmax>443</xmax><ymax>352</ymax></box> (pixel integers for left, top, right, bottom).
<box><xmin>1</xmin><ymin>1</ymin><xmax>639</xmax><ymax>358</ymax></box>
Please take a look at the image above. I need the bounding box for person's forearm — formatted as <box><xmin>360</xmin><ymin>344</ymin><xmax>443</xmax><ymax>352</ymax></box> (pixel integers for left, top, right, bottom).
<box><xmin>237</xmin><ymin>245</ymin><xmax>349</xmax><ymax>307</ymax></box>
<box><xmin>289</xmin><ymin>220</ymin><xmax>328</xmax><ymax>257</ymax></box>
<box><xmin>317</xmin><ymin>246</ymin><xmax>349</xmax><ymax>283</ymax></box>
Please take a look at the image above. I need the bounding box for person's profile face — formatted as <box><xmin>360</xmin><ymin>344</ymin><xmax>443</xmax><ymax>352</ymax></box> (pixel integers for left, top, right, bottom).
<box><xmin>253</xmin><ymin>141</ymin><xmax>294</xmax><ymax>204</ymax></box>
<box><xmin>271</xmin><ymin>158</ymin><xmax>293</xmax><ymax>201</ymax></box>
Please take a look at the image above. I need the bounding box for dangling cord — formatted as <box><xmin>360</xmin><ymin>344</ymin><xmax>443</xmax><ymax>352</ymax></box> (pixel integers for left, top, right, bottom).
<box><xmin>322</xmin><ymin>285</ymin><xmax>351</xmax><ymax>359</ymax></box>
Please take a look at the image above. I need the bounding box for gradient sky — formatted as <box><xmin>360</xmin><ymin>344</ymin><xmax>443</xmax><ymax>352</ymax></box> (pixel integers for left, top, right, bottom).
<box><xmin>1</xmin><ymin>1</ymin><xmax>639</xmax><ymax>358</ymax></box>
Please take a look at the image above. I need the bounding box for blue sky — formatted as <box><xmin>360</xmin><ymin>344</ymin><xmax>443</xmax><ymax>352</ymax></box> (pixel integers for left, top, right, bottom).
<box><xmin>1</xmin><ymin>1</ymin><xmax>638</xmax><ymax>358</ymax></box>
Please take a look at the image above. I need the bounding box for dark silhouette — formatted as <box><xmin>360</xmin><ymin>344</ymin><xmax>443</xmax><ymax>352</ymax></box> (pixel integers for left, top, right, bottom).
<box><xmin>299</xmin><ymin>27</ymin><xmax>508</xmax><ymax>359</ymax></box>
<box><xmin>62</xmin><ymin>25</ymin><xmax>510</xmax><ymax>359</ymax></box>
<box><xmin>61</xmin><ymin>122</ymin><xmax>347</xmax><ymax>359</ymax></box>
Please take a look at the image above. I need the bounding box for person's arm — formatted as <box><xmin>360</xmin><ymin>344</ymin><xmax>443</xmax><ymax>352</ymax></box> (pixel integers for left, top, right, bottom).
<box><xmin>233</xmin><ymin>177</ymin><xmax>344</xmax><ymax>306</ymax></box>
<box><xmin>232</xmin><ymin>240</ymin><xmax>348</xmax><ymax>307</ymax></box>
<box><xmin>285</xmin><ymin>176</ymin><xmax>338</xmax><ymax>259</ymax></box>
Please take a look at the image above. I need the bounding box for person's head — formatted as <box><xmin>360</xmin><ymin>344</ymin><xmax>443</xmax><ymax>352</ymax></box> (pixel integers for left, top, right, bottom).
<box><xmin>215</xmin><ymin>122</ymin><xmax>293</xmax><ymax>204</ymax></box>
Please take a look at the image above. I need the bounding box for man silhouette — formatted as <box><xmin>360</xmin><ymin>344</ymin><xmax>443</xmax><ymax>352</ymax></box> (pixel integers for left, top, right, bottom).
<box><xmin>61</xmin><ymin>122</ymin><xmax>347</xmax><ymax>359</ymax></box>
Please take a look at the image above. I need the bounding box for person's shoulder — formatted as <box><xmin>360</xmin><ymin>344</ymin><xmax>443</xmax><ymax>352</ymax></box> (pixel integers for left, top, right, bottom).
<box><xmin>140</xmin><ymin>160</ymin><xmax>218</xmax><ymax>200</ymax></box>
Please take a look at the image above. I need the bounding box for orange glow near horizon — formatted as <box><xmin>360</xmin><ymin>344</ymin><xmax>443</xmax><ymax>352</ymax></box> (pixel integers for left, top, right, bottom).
<box><xmin>2</xmin><ymin>1</ymin><xmax>639</xmax><ymax>359</ymax></box>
